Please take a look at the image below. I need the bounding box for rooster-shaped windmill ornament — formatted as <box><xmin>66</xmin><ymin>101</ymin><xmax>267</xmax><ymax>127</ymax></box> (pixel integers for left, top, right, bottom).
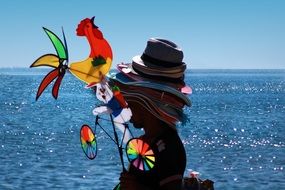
<box><xmin>30</xmin><ymin>17</ymin><xmax>132</xmax><ymax>168</ymax></box>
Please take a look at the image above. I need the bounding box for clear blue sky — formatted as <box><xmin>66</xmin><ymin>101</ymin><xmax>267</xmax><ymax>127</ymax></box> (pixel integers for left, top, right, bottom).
<box><xmin>0</xmin><ymin>0</ymin><xmax>284</xmax><ymax>69</ymax></box>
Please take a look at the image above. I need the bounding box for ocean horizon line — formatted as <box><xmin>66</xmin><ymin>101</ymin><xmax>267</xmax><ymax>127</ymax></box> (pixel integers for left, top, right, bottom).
<box><xmin>1</xmin><ymin>68</ymin><xmax>284</xmax><ymax>77</ymax></box>
<box><xmin>0</xmin><ymin>67</ymin><xmax>285</xmax><ymax>71</ymax></box>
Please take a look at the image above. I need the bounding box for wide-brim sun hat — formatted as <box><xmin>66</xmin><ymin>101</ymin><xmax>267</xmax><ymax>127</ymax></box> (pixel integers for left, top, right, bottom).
<box><xmin>109</xmin><ymin>72</ymin><xmax>191</xmax><ymax>107</ymax></box>
<box><xmin>117</xmin><ymin>63</ymin><xmax>192</xmax><ymax>95</ymax></box>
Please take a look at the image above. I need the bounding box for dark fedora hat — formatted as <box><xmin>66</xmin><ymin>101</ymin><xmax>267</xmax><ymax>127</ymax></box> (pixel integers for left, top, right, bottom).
<box><xmin>134</xmin><ymin>38</ymin><xmax>186</xmax><ymax>68</ymax></box>
<box><xmin>131</xmin><ymin>38</ymin><xmax>187</xmax><ymax>79</ymax></box>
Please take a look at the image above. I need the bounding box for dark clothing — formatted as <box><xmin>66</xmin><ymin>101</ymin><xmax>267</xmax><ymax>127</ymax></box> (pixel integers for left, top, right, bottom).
<box><xmin>128</xmin><ymin>128</ymin><xmax>186</xmax><ymax>189</ymax></box>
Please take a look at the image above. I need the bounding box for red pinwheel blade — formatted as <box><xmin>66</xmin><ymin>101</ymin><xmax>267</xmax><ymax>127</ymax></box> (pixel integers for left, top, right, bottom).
<box><xmin>36</xmin><ymin>68</ymin><xmax>59</xmax><ymax>101</ymax></box>
<box><xmin>52</xmin><ymin>71</ymin><xmax>65</xmax><ymax>99</ymax></box>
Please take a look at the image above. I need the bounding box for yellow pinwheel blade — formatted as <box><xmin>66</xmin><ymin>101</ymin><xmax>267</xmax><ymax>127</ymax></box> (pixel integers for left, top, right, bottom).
<box><xmin>30</xmin><ymin>54</ymin><xmax>60</xmax><ymax>68</ymax></box>
<box><xmin>69</xmin><ymin>57</ymin><xmax>112</xmax><ymax>84</ymax></box>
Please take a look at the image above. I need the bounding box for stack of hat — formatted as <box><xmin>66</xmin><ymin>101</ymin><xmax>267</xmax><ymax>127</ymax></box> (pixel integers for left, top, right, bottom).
<box><xmin>110</xmin><ymin>38</ymin><xmax>192</xmax><ymax>127</ymax></box>
<box><xmin>117</xmin><ymin>38</ymin><xmax>192</xmax><ymax>94</ymax></box>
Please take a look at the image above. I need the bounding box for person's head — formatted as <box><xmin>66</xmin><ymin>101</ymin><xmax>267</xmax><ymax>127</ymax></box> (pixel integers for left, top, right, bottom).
<box><xmin>126</xmin><ymin>97</ymin><xmax>172</xmax><ymax>137</ymax></box>
<box><xmin>128</xmin><ymin>100</ymin><xmax>154</xmax><ymax>129</ymax></box>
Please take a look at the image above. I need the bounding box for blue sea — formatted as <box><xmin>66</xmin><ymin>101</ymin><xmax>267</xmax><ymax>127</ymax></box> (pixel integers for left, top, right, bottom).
<box><xmin>0</xmin><ymin>68</ymin><xmax>284</xmax><ymax>190</ymax></box>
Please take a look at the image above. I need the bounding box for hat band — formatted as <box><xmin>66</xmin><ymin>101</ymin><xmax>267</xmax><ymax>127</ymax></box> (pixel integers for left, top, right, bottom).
<box><xmin>141</xmin><ymin>54</ymin><xmax>183</xmax><ymax>68</ymax></box>
<box><xmin>132</xmin><ymin>65</ymin><xmax>185</xmax><ymax>82</ymax></box>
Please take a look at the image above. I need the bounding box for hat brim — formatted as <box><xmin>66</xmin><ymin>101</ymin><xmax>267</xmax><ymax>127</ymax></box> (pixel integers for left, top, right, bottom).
<box><xmin>109</xmin><ymin>72</ymin><xmax>191</xmax><ymax>107</ymax></box>
<box><xmin>117</xmin><ymin>63</ymin><xmax>192</xmax><ymax>95</ymax></box>
<box><xmin>121</xmin><ymin>92</ymin><xmax>178</xmax><ymax>129</ymax></box>
<box><xmin>132</xmin><ymin>55</ymin><xmax>186</xmax><ymax>73</ymax></box>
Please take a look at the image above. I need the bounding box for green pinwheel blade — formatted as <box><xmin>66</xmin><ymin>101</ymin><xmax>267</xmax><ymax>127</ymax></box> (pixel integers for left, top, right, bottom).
<box><xmin>43</xmin><ymin>27</ymin><xmax>67</xmax><ymax>60</ymax></box>
<box><xmin>62</xmin><ymin>27</ymin><xmax>69</xmax><ymax>62</ymax></box>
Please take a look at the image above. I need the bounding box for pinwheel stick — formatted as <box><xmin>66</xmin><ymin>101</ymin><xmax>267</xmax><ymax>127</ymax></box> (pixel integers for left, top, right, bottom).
<box><xmin>110</xmin><ymin>114</ymin><xmax>126</xmax><ymax>172</ymax></box>
<box><xmin>95</xmin><ymin>116</ymin><xmax>118</xmax><ymax>145</ymax></box>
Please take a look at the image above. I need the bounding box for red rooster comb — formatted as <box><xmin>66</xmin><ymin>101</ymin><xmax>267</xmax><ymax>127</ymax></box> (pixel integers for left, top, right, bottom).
<box><xmin>76</xmin><ymin>16</ymin><xmax>99</xmax><ymax>36</ymax></box>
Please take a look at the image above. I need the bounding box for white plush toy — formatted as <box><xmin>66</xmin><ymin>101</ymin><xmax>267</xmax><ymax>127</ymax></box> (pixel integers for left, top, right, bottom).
<box><xmin>91</xmin><ymin>80</ymin><xmax>132</xmax><ymax>143</ymax></box>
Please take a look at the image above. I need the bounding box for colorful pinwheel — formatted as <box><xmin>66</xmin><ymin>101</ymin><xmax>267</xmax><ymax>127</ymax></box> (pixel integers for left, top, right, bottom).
<box><xmin>80</xmin><ymin>125</ymin><xmax>97</xmax><ymax>160</ymax></box>
<box><xmin>126</xmin><ymin>138</ymin><xmax>155</xmax><ymax>171</ymax></box>
<box><xmin>30</xmin><ymin>27</ymin><xmax>68</xmax><ymax>100</ymax></box>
